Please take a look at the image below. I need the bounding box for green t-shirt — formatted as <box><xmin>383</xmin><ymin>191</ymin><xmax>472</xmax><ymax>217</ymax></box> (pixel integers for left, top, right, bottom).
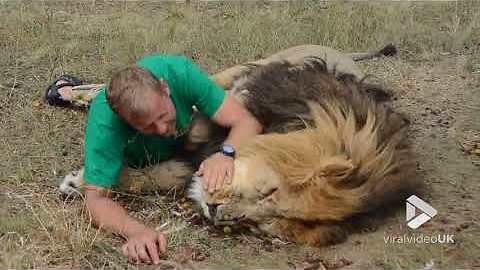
<box><xmin>83</xmin><ymin>55</ymin><xmax>225</xmax><ymax>188</ymax></box>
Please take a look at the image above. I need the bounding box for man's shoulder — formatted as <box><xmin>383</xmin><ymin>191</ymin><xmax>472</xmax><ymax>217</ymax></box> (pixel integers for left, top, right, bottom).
<box><xmin>88</xmin><ymin>88</ymin><xmax>115</xmax><ymax>120</ymax></box>
<box><xmin>84</xmin><ymin>89</ymin><xmax>132</xmax><ymax>188</ymax></box>
<box><xmin>87</xmin><ymin>89</ymin><xmax>132</xmax><ymax>138</ymax></box>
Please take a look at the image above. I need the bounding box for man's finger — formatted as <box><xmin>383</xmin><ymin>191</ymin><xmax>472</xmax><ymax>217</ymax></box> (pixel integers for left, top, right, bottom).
<box><xmin>227</xmin><ymin>163</ymin><xmax>234</xmax><ymax>184</ymax></box>
<box><xmin>158</xmin><ymin>233</ymin><xmax>167</xmax><ymax>253</ymax></box>
<box><xmin>197</xmin><ymin>162</ymin><xmax>204</xmax><ymax>176</ymax></box>
<box><xmin>135</xmin><ymin>244</ymin><xmax>151</xmax><ymax>264</ymax></box>
<box><xmin>207</xmin><ymin>170</ymin><xmax>215</xmax><ymax>193</ymax></box>
<box><xmin>146</xmin><ymin>241</ymin><xmax>160</xmax><ymax>264</ymax></box>
<box><xmin>215</xmin><ymin>171</ymin><xmax>225</xmax><ymax>191</ymax></box>
<box><xmin>225</xmin><ymin>170</ymin><xmax>233</xmax><ymax>184</ymax></box>
<box><xmin>122</xmin><ymin>243</ymin><xmax>129</xmax><ymax>258</ymax></box>
<box><xmin>128</xmin><ymin>244</ymin><xmax>139</xmax><ymax>264</ymax></box>
<box><xmin>203</xmin><ymin>167</ymin><xmax>212</xmax><ymax>189</ymax></box>
<box><xmin>208</xmin><ymin>170</ymin><xmax>219</xmax><ymax>193</ymax></box>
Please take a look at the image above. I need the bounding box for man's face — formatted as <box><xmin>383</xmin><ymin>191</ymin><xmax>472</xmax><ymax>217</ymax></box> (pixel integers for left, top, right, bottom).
<box><xmin>125</xmin><ymin>82</ymin><xmax>177</xmax><ymax>137</ymax></box>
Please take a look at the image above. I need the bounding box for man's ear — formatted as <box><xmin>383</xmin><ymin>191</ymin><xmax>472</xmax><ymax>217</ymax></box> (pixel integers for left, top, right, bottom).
<box><xmin>159</xmin><ymin>79</ymin><xmax>170</xmax><ymax>96</ymax></box>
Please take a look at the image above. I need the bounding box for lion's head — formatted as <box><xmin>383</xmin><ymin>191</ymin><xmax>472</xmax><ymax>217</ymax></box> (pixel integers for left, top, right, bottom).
<box><xmin>188</xmin><ymin>154</ymin><xmax>282</xmax><ymax>228</ymax></box>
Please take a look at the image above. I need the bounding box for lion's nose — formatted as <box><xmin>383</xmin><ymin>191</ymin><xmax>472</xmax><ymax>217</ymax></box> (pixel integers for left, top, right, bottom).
<box><xmin>207</xmin><ymin>203</ymin><xmax>219</xmax><ymax>218</ymax></box>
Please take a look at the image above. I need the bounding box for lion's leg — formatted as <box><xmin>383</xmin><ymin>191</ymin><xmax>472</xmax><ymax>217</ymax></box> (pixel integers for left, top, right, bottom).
<box><xmin>118</xmin><ymin>160</ymin><xmax>193</xmax><ymax>194</ymax></box>
<box><xmin>210</xmin><ymin>65</ymin><xmax>253</xmax><ymax>90</ymax></box>
<box><xmin>259</xmin><ymin>218</ymin><xmax>347</xmax><ymax>247</ymax></box>
<box><xmin>59</xmin><ymin>160</ymin><xmax>193</xmax><ymax>195</ymax></box>
<box><xmin>184</xmin><ymin>112</ymin><xmax>217</xmax><ymax>152</ymax></box>
<box><xmin>70</xmin><ymin>84</ymin><xmax>105</xmax><ymax>107</ymax></box>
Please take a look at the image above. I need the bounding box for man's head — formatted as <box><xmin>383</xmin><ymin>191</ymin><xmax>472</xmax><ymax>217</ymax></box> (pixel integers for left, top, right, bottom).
<box><xmin>107</xmin><ymin>66</ymin><xmax>176</xmax><ymax>137</ymax></box>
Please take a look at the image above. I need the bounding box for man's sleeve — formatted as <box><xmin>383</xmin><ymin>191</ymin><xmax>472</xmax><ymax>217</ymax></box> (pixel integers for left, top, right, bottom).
<box><xmin>83</xmin><ymin>98</ymin><xmax>129</xmax><ymax>188</ymax></box>
<box><xmin>183</xmin><ymin>59</ymin><xmax>226</xmax><ymax>118</ymax></box>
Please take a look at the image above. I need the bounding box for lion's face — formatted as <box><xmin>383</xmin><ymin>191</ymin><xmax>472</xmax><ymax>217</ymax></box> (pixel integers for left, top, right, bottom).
<box><xmin>189</xmin><ymin>157</ymin><xmax>282</xmax><ymax>227</ymax></box>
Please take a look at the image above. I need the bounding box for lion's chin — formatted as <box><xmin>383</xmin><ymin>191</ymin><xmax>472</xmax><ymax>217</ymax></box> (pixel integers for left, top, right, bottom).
<box><xmin>212</xmin><ymin>218</ymin><xmax>260</xmax><ymax>235</ymax></box>
<box><xmin>213</xmin><ymin>213</ymin><xmax>249</xmax><ymax>227</ymax></box>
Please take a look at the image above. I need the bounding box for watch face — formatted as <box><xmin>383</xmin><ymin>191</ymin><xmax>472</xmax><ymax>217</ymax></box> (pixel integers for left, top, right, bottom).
<box><xmin>222</xmin><ymin>144</ymin><xmax>235</xmax><ymax>154</ymax></box>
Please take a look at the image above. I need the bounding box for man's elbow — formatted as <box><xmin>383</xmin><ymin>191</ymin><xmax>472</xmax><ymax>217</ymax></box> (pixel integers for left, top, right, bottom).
<box><xmin>88</xmin><ymin>183</ymin><xmax>111</xmax><ymax>193</ymax></box>
<box><xmin>85</xmin><ymin>184</ymin><xmax>112</xmax><ymax>203</ymax></box>
<box><xmin>243</xmin><ymin>110</ymin><xmax>262</xmax><ymax>134</ymax></box>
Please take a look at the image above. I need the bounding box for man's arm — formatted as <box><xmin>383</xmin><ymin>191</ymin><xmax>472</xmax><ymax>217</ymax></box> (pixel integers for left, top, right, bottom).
<box><xmin>210</xmin><ymin>95</ymin><xmax>262</xmax><ymax>151</ymax></box>
<box><xmin>196</xmin><ymin>95</ymin><xmax>262</xmax><ymax>192</ymax></box>
<box><xmin>84</xmin><ymin>184</ymin><xmax>166</xmax><ymax>264</ymax></box>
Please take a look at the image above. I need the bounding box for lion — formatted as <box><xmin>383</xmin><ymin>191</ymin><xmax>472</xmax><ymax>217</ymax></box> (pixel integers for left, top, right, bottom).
<box><xmin>187</xmin><ymin>57</ymin><xmax>420</xmax><ymax>246</ymax></box>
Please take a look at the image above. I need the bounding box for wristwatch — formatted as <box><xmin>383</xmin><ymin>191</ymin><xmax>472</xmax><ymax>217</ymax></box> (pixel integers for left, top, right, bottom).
<box><xmin>221</xmin><ymin>143</ymin><xmax>236</xmax><ymax>159</ymax></box>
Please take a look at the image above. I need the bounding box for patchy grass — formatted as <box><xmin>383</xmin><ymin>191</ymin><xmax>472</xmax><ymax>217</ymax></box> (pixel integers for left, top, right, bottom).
<box><xmin>1</xmin><ymin>1</ymin><xmax>479</xmax><ymax>269</ymax></box>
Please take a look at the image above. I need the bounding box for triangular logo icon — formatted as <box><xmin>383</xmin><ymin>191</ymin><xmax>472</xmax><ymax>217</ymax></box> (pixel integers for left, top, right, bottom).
<box><xmin>406</xmin><ymin>195</ymin><xmax>437</xmax><ymax>229</ymax></box>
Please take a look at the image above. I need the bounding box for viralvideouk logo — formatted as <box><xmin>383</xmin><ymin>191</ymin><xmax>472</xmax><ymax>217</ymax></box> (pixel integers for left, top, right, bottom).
<box><xmin>406</xmin><ymin>195</ymin><xmax>437</xmax><ymax>229</ymax></box>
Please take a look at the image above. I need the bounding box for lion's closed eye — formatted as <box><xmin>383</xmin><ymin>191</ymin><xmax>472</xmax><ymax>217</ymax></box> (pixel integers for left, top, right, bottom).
<box><xmin>258</xmin><ymin>187</ymin><xmax>278</xmax><ymax>198</ymax></box>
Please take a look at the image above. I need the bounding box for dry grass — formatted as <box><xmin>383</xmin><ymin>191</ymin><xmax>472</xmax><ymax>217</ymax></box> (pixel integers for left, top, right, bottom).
<box><xmin>1</xmin><ymin>1</ymin><xmax>479</xmax><ymax>269</ymax></box>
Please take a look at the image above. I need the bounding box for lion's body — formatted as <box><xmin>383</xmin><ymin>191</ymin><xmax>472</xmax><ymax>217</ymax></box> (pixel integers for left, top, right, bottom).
<box><xmin>189</xmin><ymin>58</ymin><xmax>420</xmax><ymax>246</ymax></box>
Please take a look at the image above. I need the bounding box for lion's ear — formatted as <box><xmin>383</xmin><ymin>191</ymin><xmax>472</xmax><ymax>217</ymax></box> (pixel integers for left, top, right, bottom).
<box><xmin>322</xmin><ymin>156</ymin><xmax>354</xmax><ymax>181</ymax></box>
<box><xmin>322</xmin><ymin>157</ymin><xmax>369</xmax><ymax>189</ymax></box>
<box><xmin>287</xmin><ymin>156</ymin><xmax>354</xmax><ymax>189</ymax></box>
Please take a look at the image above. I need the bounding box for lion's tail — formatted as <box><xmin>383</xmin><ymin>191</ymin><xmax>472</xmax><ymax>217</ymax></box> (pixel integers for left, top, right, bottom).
<box><xmin>347</xmin><ymin>43</ymin><xmax>398</xmax><ymax>62</ymax></box>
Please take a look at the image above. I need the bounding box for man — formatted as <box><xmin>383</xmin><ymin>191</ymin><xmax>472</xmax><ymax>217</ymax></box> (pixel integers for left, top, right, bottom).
<box><xmin>73</xmin><ymin>55</ymin><xmax>261</xmax><ymax>264</ymax></box>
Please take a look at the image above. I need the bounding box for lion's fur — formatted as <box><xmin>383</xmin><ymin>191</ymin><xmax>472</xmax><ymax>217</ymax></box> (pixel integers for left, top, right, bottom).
<box><xmin>189</xmin><ymin>58</ymin><xmax>420</xmax><ymax>246</ymax></box>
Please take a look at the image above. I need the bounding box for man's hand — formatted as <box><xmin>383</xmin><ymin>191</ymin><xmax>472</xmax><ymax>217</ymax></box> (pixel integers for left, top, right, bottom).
<box><xmin>84</xmin><ymin>184</ymin><xmax>168</xmax><ymax>265</ymax></box>
<box><xmin>122</xmin><ymin>223</ymin><xmax>167</xmax><ymax>265</ymax></box>
<box><xmin>196</xmin><ymin>152</ymin><xmax>234</xmax><ymax>193</ymax></box>
<box><xmin>200</xmin><ymin>95</ymin><xmax>261</xmax><ymax>193</ymax></box>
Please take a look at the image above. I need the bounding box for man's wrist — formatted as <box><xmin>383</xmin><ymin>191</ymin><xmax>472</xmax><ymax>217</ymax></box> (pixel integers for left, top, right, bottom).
<box><xmin>122</xmin><ymin>218</ymin><xmax>147</xmax><ymax>238</ymax></box>
<box><xmin>220</xmin><ymin>143</ymin><xmax>236</xmax><ymax>159</ymax></box>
